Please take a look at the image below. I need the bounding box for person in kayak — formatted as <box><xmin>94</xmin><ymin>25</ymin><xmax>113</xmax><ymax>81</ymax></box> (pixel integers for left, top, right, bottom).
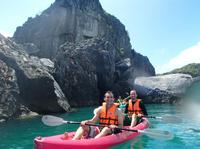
<box><xmin>124</xmin><ymin>90</ymin><xmax>148</xmax><ymax>127</ymax></box>
<box><xmin>119</xmin><ymin>98</ymin><xmax>128</xmax><ymax>114</ymax></box>
<box><xmin>71</xmin><ymin>91</ymin><xmax>124</xmax><ymax>140</ymax></box>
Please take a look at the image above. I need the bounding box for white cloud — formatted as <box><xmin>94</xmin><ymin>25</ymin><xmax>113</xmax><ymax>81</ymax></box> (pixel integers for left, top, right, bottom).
<box><xmin>157</xmin><ymin>42</ymin><xmax>200</xmax><ymax>73</ymax></box>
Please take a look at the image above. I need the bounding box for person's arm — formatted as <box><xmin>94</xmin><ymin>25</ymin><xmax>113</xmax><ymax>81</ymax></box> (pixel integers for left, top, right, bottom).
<box><xmin>140</xmin><ymin>102</ymin><xmax>148</xmax><ymax>116</ymax></box>
<box><xmin>82</xmin><ymin>107</ymin><xmax>101</xmax><ymax>124</ymax></box>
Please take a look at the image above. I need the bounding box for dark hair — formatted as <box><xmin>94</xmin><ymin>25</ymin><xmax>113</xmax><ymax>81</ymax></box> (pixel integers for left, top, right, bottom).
<box><xmin>130</xmin><ymin>89</ymin><xmax>136</xmax><ymax>92</ymax></box>
<box><xmin>105</xmin><ymin>91</ymin><xmax>114</xmax><ymax>97</ymax></box>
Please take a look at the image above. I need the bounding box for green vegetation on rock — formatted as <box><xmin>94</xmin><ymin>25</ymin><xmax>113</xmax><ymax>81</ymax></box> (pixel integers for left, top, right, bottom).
<box><xmin>164</xmin><ymin>63</ymin><xmax>200</xmax><ymax>77</ymax></box>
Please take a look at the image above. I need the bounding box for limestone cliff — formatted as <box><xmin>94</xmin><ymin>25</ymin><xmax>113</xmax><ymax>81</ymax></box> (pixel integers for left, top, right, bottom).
<box><xmin>13</xmin><ymin>0</ymin><xmax>131</xmax><ymax>59</ymax></box>
<box><xmin>13</xmin><ymin>0</ymin><xmax>155</xmax><ymax>106</ymax></box>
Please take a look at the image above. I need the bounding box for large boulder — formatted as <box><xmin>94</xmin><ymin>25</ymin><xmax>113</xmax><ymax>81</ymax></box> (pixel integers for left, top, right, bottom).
<box><xmin>133</xmin><ymin>73</ymin><xmax>194</xmax><ymax>103</ymax></box>
<box><xmin>134</xmin><ymin>84</ymin><xmax>178</xmax><ymax>103</ymax></box>
<box><xmin>0</xmin><ymin>33</ymin><xmax>70</xmax><ymax>114</ymax></box>
<box><xmin>135</xmin><ymin>73</ymin><xmax>193</xmax><ymax>97</ymax></box>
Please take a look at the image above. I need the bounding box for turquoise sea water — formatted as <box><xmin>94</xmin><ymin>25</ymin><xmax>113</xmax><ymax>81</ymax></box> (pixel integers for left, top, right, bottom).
<box><xmin>0</xmin><ymin>104</ymin><xmax>200</xmax><ymax>149</ymax></box>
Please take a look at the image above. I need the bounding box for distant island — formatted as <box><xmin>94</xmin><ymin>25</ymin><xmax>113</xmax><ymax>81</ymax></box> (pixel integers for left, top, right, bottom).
<box><xmin>163</xmin><ymin>63</ymin><xmax>200</xmax><ymax>77</ymax></box>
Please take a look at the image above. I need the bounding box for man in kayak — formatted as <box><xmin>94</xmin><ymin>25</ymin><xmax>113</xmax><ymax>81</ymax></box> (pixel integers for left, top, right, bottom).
<box><xmin>124</xmin><ymin>90</ymin><xmax>148</xmax><ymax>127</ymax></box>
<box><xmin>72</xmin><ymin>91</ymin><xmax>124</xmax><ymax>140</ymax></box>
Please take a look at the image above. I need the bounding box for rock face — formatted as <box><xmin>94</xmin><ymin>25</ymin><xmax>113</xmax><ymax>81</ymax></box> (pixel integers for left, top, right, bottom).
<box><xmin>0</xmin><ymin>34</ymin><xmax>70</xmax><ymax>115</ymax></box>
<box><xmin>13</xmin><ymin>0</ymin><xmax>155</xmax><ymax>105</ymax></box>
<box><xmin>0</xmin><ymin>60</ymin><xmax>19</xmax><ymax>121</ymax></box>
<box><xmin>55</xmin><ymin>37</ymin><xmax>155</xmax><ymax>106</ymax></box>
<box><xmin>13</xmin><ymin>0</ymin><xmax>131</xmax><ymax>59</ymax></box>
<box><xmin>55</xmin><ymin>38</ymin><xmax>115</xmax><ymax>106</ymax></box>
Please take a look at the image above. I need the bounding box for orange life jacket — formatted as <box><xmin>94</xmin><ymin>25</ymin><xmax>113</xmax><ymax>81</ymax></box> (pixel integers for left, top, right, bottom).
<box><xmin>128</xmin><ymin>99</ymin><xmax>143</xmax><ymax>116</ymax></box>
<box><xmin>99</xmin><ymin>102</ymin><xmax>118</xmax><ymax>126</ymax></box>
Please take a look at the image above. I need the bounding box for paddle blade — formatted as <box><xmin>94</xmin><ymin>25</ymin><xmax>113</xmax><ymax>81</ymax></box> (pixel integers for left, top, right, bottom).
<box><xmin>139</xmin><ymin>129</ymin><xmax>174</xmax><ymax>140</ymax></box>
<box><xmin>42</xmin><ymin>115</ymin><xmax>64</xmax><ymax>126</ymax></box>
<box><xmin>161</xmin><ymin>115</ymin><xmax>183</xmax><ymax>124</ymax></box>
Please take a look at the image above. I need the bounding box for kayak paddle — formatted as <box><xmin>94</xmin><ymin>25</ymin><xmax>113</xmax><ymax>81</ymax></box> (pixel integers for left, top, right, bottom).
<box><xmin>122</xmin><ymin>114</ymin><xmax>183</xmax><ymax>124</ymax></box>
<box><xmin>42</xmin><ymin>115</ymin><xmax>174</xmax><ymax>140</ymax></box>
<box><xmin>146</xmin><ymin>115</ymin><xmax>183</xmax><ymax>123</ymax></box>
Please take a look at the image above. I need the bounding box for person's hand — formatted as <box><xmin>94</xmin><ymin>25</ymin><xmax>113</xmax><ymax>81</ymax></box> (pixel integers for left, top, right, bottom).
<box><xmin>80</xmin><ymin>120</ymin><xmax>89</xmax><ymax>126</ymax></box>
<box><xmin>109</xmin><ymin>125</ymin><xmax>122</xmax><ymax>134</ymax></box>
<box><xmin>109</xmin><ymin>124</ymin><xmax>118</xmax><ymax>129</ymax></box>
<box><xmin>137</xmin><ymin>113</ymin><xmax>143</xmax><ymax>117</ymax></box>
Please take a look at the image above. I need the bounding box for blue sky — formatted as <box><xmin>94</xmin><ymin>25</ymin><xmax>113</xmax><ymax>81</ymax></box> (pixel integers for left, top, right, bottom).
<box><xmin>1</xmin><ymin>0</ymin><xmax>200</xmax><ymax>73</ymax></box>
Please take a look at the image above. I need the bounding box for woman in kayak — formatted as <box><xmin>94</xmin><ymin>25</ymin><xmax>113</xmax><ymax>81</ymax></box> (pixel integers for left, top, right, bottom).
<box><xmin>124</xmin><ymin>90</ymin><xmax>148</xmax><ymax>127</ymax></box>
<box><xmin>71</xmin><ymin>91</ymin><xmax>124</xmax><ymax>140</ymax></box>
<box><xmin>119</xmin><ymin>98</ymin><xmax>128</xmax><ymax>114</ymax></box>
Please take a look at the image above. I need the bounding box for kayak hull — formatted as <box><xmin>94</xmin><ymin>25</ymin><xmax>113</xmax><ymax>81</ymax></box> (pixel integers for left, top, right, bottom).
<box><xmin>34</xmin><ymin>118</ymin><xmax>149</xmax><ymax>149</ymax></box>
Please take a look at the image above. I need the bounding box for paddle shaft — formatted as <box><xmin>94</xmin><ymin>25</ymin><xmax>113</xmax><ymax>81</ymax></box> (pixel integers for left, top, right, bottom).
<box><xmin>124</xmin><ymin>114</ymin><xmax>157</xmax><ymax>119</ymax></box>
<box><xmin>64</xmin><ymin>121</ymin><xmax>101</xmax><ymax>127</ymax></box>
<box><xmin>145</xmin><ymin>116</ymin><xmax>161</xmax><ymax>119</ymax></box>
<box><xmin>63</xmin><ymin>121</ymin><xmax>139</xmax><ymax>132</ymax></box>
<box><xmin>123</xmin><ymin>96</ymin><xmax>130</xmax><ymax>101</ymax></box>
<box><xmin>123</xmin><ymin>114</ymin><xmax>165</xmax><ymax>120</ymax></box>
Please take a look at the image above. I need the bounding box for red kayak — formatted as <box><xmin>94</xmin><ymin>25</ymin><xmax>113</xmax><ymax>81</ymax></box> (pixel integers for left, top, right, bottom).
<box><xmin>34</xmin><ymin>118</ymin><xmax>149</xmax><ymax>149</ymax></box>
